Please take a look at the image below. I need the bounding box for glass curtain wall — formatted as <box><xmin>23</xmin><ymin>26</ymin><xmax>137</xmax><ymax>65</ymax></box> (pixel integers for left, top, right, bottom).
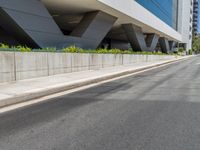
<box><xmin>136</xmin><ymin>0</ymin><xmax>178</xmax><ymax>30</ymax></box>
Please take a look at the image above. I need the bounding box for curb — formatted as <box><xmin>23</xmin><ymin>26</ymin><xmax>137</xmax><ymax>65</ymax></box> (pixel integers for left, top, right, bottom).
<box><xmin>0</xmin><ymin>56</ymin><xmax>192</xmax><ymax>108</ymax></box>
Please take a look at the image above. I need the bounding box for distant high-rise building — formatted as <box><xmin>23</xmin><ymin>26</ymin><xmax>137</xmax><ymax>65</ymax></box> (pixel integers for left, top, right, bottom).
<box><xmin>193</xmin><ymin>0</ymin><xmax>199</xmax><ymax>36</ymax></box>
<box><xmin>178</xmin><ymin>0</ymin><xmax>194</xmax><ymax>51</ymax></box>
<box><xmin>0</xmin><ymin>0</ymin><xmax>194</xmax><ymax>52</ymax></box>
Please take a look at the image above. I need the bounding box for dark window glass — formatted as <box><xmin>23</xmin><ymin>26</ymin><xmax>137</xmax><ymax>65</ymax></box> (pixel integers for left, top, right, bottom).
<box><xmin>136</xmin><ymin>0</ymin><xmax>177</xmax><ymax>29</ymax></box>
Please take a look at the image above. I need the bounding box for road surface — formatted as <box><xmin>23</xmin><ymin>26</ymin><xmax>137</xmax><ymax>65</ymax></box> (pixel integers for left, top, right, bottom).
<box><xmin>1</xmin><ymin>56</ymin><xmax>200</xmax><ymax>150</ymax></box>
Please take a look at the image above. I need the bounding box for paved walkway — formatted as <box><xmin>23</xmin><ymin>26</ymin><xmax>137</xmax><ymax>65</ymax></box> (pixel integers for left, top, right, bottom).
<box><xmin>0</xmin><ymin>57</ymin><xmax>189</xmax><ymax>108</ymax></box>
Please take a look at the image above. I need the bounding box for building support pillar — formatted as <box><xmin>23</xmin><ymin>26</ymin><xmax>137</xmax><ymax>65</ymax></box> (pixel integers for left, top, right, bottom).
<box><xmin>0</xmin><ymin>0</ymin><xmax>65</xmax><ymax>48</ymax></box>
<box><xmin>71</xmin><ymin>11</ymin><xmax>117</xmax><ymax>49</ymax></box>
<box><xmin>145</xmin><ymin>33</ymin><xmax>159</xmax><ymax>52</ymax></box>
<box><xmin>122</xmin><ymin>24</ymin><xmax>159</xmax><ymax>51</ymax></box>
<box><xmin>0</xmin><ymin>1</ymin><xmax>117</xmax><ymax>49</ymax></box>
<box><xmin>122</xmin><ymin>24</ymin><xmax>147</xmax><ymax>51</ymax></box>
<box><xmin>159</xmin><ymin>37</ymin><xmax>170</xmax><ymax>53</ymax></box>
<box><xmin>168</xmin><ymin>41</ymin><xmax>176</xmax><ymax>52</ymax></box>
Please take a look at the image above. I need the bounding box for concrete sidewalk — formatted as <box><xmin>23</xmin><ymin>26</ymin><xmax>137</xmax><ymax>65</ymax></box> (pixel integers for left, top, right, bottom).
<box><xmin>0</xmin><ymin>56</ymin><xmax>191</xmax><ymax>108</ymax></box>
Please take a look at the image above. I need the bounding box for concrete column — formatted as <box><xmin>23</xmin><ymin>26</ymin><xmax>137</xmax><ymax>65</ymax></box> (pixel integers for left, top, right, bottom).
<box><xmin>122</xmin><ymin>24</ymin><xmax>159</xmax><ymax>51</ymax></box>
<box><xmin>168</xmin><ymin>41</ymin><xmax>175</xmax><ymax>52</ymax></box>
<box><xmin>159</xmin><ymin>37</ymin><xmax>170</xmax><ymax>53</ymax></box>
<box><xmin>71</xmin><ymin>11</ymin><xmax>117</xmax><ymax>49</ymax></box>
<box><xmin>122</xmin><ymin>24</ymin><xmax>147</xmax><ymax>51</ymax></box>
<box><xmin>0</xmin><ymin>8</ymin><xmax>38</xmax><ymax>47</ymax></box>
<box><xmin>145</xmin><ymin>33</ymin><xmax>159</xmax><ymax>52</ymax></box>
<box><xmin>0</xmin><ymin>1</ymin><xmax>117</xmax><ymax>50</ymax></box>
<box><xmin>0</xmin><ymin>0</ymin><xmax>65</xmax><ymax>48</ymax></box>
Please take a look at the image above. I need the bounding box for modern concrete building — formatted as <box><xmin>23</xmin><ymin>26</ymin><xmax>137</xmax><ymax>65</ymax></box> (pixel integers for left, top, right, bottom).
<box><xmin>178</xmin><ymin>0</ymin><xmax>194</xmax><ymax>51</ymax></box>
<box><xmin>0</xmin><ymin>0</ymin><xmax>194</xmax><ymax>52</ymax></box>
<box><xmin>193</xmin><ymin>0</ymin><xmax>199</xmax><ymax>36</ymax></box>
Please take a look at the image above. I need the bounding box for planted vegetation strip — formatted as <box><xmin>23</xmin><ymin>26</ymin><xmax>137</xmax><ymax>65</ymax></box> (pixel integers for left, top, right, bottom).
<box><xmin>0</xmin><ymin>44</ymin><xmax>175</xmax><ymax>55</ymax></box>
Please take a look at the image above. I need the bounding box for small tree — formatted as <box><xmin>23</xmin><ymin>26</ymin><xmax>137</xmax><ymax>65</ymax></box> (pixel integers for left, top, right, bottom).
<box><xmin>178</xmin><ymin>47</ymin><xmax>184</xmax><ymax>53</ymax></box>
<box><xmin>192</xmin><ymin>35</ymin><xmax>200</xmax><ymax>53</ymax></box>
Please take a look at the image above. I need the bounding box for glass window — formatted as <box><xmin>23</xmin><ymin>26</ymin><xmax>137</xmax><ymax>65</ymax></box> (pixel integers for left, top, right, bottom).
<box><xmin>136</xmin><ymin>0</ymin><xmax>178</xmax><ymax>29</ymax></box>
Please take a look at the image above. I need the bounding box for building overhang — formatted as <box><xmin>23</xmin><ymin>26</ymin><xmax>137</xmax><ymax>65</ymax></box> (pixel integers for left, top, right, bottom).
<box><xmin>42</xmin><ymin>0</ymin><xmax>182</xmax><ymax>42</ymax></box>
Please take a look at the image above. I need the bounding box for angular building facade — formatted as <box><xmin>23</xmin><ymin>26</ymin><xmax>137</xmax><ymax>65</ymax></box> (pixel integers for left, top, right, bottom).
<box><xmin>0</xmin><ymin>0</ymin><xmax>193</xmax><ymax>52</ymax></box>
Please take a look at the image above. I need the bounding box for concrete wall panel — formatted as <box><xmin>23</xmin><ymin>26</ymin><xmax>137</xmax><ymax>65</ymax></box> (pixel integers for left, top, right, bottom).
<box><xmin>123</xmin><ymin>54</ymin><xmax>133</xmax><ymax>65</ymax></box>
<box><xmin>114</xmin><ymin>54</ymin><xmax>123</xmax><ymax>66</ymax></box>
<box><xmin>0</xmin><ymin>52</ymin><xmax>15</xmax><ymax>83</ymax></box>
<box><xmin>102</xmin><ymin>54</ymin><xmax>116</xmax><ymax>68</ymax></box>
<box><xmin>15</xmin><ymin>52</ymin><xmax>48</xmax><ymax>80</ymax></box>
<box><xmin>89</xmin><ymin>54</ymin><xmax>103</xmax><ymax>70</ymax></box>
<box><xmin>48</xmin><ymin>53</ymin><xmax>72</xmax><ymax>75</ymax></box>
<box><xmin>71</xmin><ymin>53</ymin><xmax>90</xmax><ymax>72</ymax></box>
<box><xmin>0</xmin><ymin>52</ymin><xmax>177</xmax><ymax>83</ymax></box>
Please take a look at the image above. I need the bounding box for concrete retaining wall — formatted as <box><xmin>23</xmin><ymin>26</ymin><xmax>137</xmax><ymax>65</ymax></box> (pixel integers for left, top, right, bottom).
<box><xmin>0</xmin><ymin>52</ymin><xmax>15</xmax><ymax>83</ymax></box>
<box><xmin>15</xmin><ymin>52</ymin><xmax>48</xmax><ymax>81</ymax></box>
<box><xmin>0</xmin><ymin>51</ymin><xmax>177</xmax><ymax>83</ymax></box>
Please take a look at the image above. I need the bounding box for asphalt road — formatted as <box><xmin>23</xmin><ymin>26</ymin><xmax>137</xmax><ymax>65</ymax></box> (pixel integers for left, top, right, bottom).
<box><xmin>1</xmin><ymin>56</ymin><xmax>200</xmax><ymax>150</ymax></box>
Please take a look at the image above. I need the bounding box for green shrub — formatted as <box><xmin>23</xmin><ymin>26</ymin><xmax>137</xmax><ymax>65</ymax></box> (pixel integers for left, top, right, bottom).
<box><xmin>108</xmin><ymin>48</ymin><xmax>122</xmax><ymax>54</ymax></box>
<box><xmin>178</xmin><ymin>47</ymin><xmax>185</xmax><ymax>53</ymax></box>
<box><xmin>62</xmin><ymin>46</ymin><xmax>170</xmax><ymax>55</ymax></box>
<box><xmin>62</xmin><ymin>45</ymin><xmax>84</xmax><ymax>53</ymax></box>
<box><xmin>188</xmin><ymin>49</ymin><xmax>193</xmax><ymax>55</ymax></box>
<box><xmin>0</xmin><ymin>43</ymin><xmax>9</xmax><ymax>49</ymax></box>
<box><xmin>95</xmin><ymin>48</ymin><xmax>133</xmax><ymax>54</ymax></box>
<box><xmin>95</xmin><ymin>48</ymin><xmax>123</xmax><ymax>54</ymax></box>
<box><xmin>122</xmin><ymin>50</ymin><xmax>132</xmax><ymax>54</ymax></box>
<box><xmin>96</xmin><ymin>48</ymin><xmax>109</xmax><ymax>54</ymax></box>
<box><xmin>38</xmin><ymin>47</ymin><xmax>57</xmax><ymax>52</ymax></box>
<box><xmin>15</xmin><ymin>45</ymin><xmax>32</xmax><ymax>52</ymax></box>
<box><xmin>156</xmin><ymin>51</ymin><xmax>164</xmax><ymax>55</ymax></box>
<box><xmin>0</xmin><ymin>43</ymin><xmax>174</xmax><ymax>56</ymax></box>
